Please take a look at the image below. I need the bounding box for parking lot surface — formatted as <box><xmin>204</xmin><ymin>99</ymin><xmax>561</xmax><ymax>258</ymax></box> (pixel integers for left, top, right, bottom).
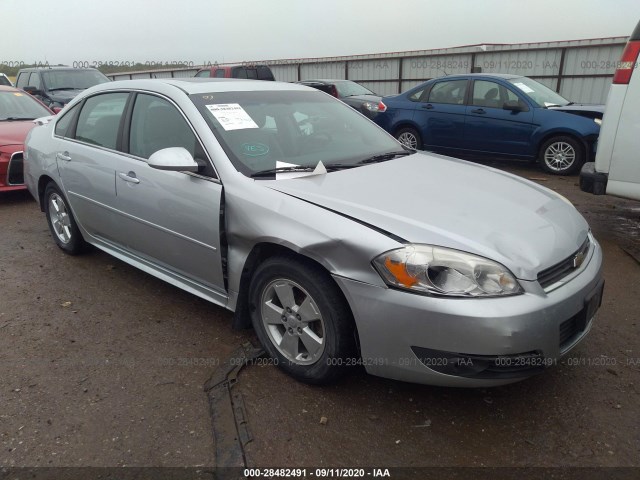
<box><xmin>1</xmin><ymin>161</ymin><xmax>639</xmax><ymax>470</ymax></box>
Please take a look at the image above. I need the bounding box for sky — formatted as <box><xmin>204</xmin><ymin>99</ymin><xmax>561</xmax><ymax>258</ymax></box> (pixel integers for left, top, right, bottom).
<box><xmin>2</xmin><ymin>0</ymin><xmax>640</xmax><ymax>66</ymax></box>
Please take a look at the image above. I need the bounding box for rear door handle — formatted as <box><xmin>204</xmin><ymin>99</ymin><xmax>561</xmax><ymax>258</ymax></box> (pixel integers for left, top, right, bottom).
<box><xmin>421</xmin><ymin>104</ymin><xmax>434</xmax><ymax>109</ymax></box>
<box><xmin>118</xmin><ymin>171</ymin><xmax>140</xmax><ymax>184</ymax></box>
<box><xmin>470</xmin><ymin>108</ymin><xmax>486</xmax><ymax>114</ymax></box>
<box><xmin>56</xmin><ymin>152</ymin><xmax>71</xmax><ymax>162</ymax></box>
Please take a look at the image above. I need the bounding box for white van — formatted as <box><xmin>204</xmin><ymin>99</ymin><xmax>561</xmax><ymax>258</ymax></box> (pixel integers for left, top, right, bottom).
<box><xmin>580</xmin><ymin>20</ymin><xmax>640</xmax><ymax>200</ymax></box>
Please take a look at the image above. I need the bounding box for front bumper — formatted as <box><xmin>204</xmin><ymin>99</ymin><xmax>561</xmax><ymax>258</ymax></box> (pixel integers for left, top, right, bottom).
<box><xmin>333</xmin><ymin>238</ymin><xmax>603</xmax><ymax>387</ymax></box>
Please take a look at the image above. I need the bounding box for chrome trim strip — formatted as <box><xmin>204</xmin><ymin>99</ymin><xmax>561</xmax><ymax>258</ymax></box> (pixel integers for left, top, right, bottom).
<box><xmin>7</xmin><ymin>151</ymin><xmax>24</xmax><ymax>185</ymax></box>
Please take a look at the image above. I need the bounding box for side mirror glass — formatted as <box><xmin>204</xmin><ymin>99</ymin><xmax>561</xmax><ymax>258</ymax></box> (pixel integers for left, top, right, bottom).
<box><xmin>503</xmin><ymin>100</ymin><xmax>528</xmax><ymax>112</ymax></box>
<box><xmin>148</xmin><ymin>147</ymin><xmax>199</xmax><ymax>172</ymax></box>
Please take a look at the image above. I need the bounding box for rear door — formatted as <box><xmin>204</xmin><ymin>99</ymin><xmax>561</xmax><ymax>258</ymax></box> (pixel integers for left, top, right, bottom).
<box><xmin>412</xmin><ymin>79</ymin><xmax>468</xmax><ymax>150</ymax></box>
<box><xmin>55</xmin><ymin>91</ymin><xmax>130</xmax><ymax>240</ymax></box>
<box><xmin>463</xmin><ymin>79</ymin><xmax>535</xmax><ymax>156</ymax></box>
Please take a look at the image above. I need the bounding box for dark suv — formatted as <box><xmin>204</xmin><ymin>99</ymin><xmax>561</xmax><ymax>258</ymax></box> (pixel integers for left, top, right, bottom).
<box><xmin>195</xmin><ymin>64</ymin><xmax>275</xmax><ymax>81</ymax></box>
<box><xmin>16</xmin><ymin>67</ymin><xmax>110</xmax><ymax>112</ymax></box>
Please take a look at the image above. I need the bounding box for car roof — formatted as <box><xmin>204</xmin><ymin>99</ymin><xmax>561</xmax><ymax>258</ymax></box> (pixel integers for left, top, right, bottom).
<box><xmin>17</xmin><ymin>67</ymin><xmax>99</xmax><ymax>72</ymax></box>
<box><xmin>85</xmin><ymin>78</ymin><xmax>312</xmax><ymax>95</ymax></box>
<box><xmin>0</xmin><ymin>85</ymin><xmax>21</xmax><ymax>93</ymax></box>
<box><xmin>298</xmin><ymin>79</ymin><xmax>352</xmax><ymax>84</ymax></box>
<box><xmin>433</xmin><ymin>73</ymin><xmax>522</xmax><ymax>80</ymax></box>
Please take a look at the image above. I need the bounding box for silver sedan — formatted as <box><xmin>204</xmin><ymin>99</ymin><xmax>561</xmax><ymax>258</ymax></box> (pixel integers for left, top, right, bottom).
<box><xmin>24</xmin><ymin>79</ymin><xmax>604</xmax><ymax>386</ymax></box>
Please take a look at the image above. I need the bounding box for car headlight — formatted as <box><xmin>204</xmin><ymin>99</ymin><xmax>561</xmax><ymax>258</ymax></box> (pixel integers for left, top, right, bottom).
<box><xmin>362</xmin><ymin>101</ymin><xmax>380</xmax><ymax>112</ymax></box>
<box><xmin>373</xmin><ymin>245</ymin><xmax>522</xmax><ymax>297</ymax></box>
<box><xmin>594</xmin><ymin>118</ymin><xmax>602</xmax><ymax>126</ymax></box>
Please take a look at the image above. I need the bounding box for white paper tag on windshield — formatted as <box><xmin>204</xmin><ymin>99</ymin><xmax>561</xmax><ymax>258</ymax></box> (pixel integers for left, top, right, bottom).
<box><xmin>205</xmin><ymin>104</ymin><xmax>259</xmax><ymax>131</ymax></box>
<box><xmin>513</xmin><ymin>82</ymin><xmax>535</xmax><ymax>93</ymax></box>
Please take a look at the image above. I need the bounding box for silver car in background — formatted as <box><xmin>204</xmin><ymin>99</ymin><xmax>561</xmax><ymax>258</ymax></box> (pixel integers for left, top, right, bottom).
<box><xmin>24</xmin><ymin>79</ymin><xmax>604</xmax><ymax>386</ymax></box>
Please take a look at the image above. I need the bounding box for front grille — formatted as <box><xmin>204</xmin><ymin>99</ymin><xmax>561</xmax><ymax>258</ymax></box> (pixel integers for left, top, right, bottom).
<box><xmin>7</xmin><ymin>152</ymin><xmax>24</xmax><ymax>185</ymax></box>
<box><xmin>559</xmin><ymin>313</ymin><xmax>585</xmax><ymax>350</ymax></box>
<box><xmin>538</xmin><ymin>236</ymin><xmax>591</xmax><ymax>290</ymax></box>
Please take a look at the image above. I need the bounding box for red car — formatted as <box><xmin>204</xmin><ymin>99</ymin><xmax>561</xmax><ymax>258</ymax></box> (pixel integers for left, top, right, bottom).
<box><xmin>0</xmin><ymin>85</ymin><xmax>53</xmax><ymax>192</ymax></box>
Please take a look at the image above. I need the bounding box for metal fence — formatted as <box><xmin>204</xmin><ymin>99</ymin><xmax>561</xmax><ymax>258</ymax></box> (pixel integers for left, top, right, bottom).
<box><xmin>108</xmin><ymin>36</ymin><xmax>628</xmax><ymax>104</ymax></box>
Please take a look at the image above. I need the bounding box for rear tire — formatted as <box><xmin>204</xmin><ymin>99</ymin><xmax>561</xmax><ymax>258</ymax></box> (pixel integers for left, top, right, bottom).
<box><xmin>395</xmin><ymin>127</ymin><xmax>422</xmax><ymax>150</ymax></box>
<box><xmin>248</xmin><ymin>255</ymin><xmax>356</xmax><ymax>385</ymax></box>
<box><xmin>44</xmin><ymin>183</ymin><xmax>87</xmax><ymax>255</ymax></box>
<box><xmin>539</xmin><ymin>136</ymin><xmax>584</xmax><ymax>175</ymax></box>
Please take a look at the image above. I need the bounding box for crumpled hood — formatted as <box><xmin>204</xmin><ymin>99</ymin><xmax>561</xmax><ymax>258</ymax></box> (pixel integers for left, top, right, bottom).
<box><xmin>548</xmin><ymin>103</ymin><xmax>605</xmax><ymax>116</ymax></box>
<box><xmin>0</xmin><ymin>121</ymin><xmax>36</xmax><ymax>148</ymax></box>
<box><xmin>265</xmin><ymin>153</ymin><xmax>589</xmax><ymax>280</ymax></box>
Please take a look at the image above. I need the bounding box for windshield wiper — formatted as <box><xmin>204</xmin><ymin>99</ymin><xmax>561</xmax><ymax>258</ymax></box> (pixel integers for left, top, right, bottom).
<box><xmin>0</xmin><ymin>117</ymin><xmax>36</xmax><ymax>121</ymax></box>
<box><xmin>48</xmin><ymin>87</ymin><xmax>78</xmax><ymax>91</ymax></box>
<box><xmin>357</xmin><ymin>150</ymin><xmax>412</xmax><ymax>165</ymax></box>
<box><xmin>250</xmin><ymin>165</ymin><xmax>317</xmax><ymax>178</ymax></box>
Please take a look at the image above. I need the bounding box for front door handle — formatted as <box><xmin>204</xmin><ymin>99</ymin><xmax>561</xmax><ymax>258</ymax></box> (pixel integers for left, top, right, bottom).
<box><xmin>470</xmin><ymin>108</ymin><xmax>486</xmax><ymax>114</ymax></box>
<box><xmin>118</xmin><ymin>171</ymin><xmax>140</xmax><ymax>184</ymax></box>
<box><xmin>56</xmin><ymin>152</ymin><xmax>71</xmax><ymax>162</ymax></box>
<box><xmin>421</xmin><ymin>104</ymin><xmax>434</xmax><ymax>110</ymax></box>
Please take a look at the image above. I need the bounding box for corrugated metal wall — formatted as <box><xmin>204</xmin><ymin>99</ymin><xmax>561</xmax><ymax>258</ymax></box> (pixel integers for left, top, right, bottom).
<box><xmin>107</xmin><ymin>37</ymin><xmax>627</xmax><ymax>103</ymax></box>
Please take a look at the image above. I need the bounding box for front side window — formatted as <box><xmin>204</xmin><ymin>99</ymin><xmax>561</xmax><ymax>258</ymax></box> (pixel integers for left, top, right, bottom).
<box><xmin>129</xmin><ymin>94</ymin><xmax>197</xmax><ymax>159</ymax></box>
<box><xmin>16</xmin><ymin>73</ymin><xmax>29</xmax><ymax>89</ymax></box>
<box><xmin>214</xmin><ymin>69</ymin><xmax>226</xmax><ymax>78</ymax></box>
<box><xmin>196</xmin><ymin>70</ymin><xmax>211</xmax><ymax>78</ymax></box>
<box><xmin>473</xmin><ymin>80</ymin><xmax>524</xmax><ymax>108</ymax></box>
<box><xmin>232</xmin><ymin>67</ymin><xmax>248</xmax><ymax>79</ymax></box>
<box><xmin>427</xmin><ymin>80</ymin><xmax>468</xmax><ymax>105</ymax></box>
<box><xmin>74</xmin><ymin>92</ymin><xmax>128</xmax><ymax>149</ymax></box>
<box><xmin>190</xmin><ymin>90</ymin><xmax>402</xmax><ymax>178</ymax></box>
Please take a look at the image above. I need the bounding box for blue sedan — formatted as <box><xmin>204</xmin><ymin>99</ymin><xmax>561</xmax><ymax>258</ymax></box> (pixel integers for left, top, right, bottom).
<box><xmin>374</xmin><ymin>74</ymin><xmax>603</xmax><ymax>175</ymax></box>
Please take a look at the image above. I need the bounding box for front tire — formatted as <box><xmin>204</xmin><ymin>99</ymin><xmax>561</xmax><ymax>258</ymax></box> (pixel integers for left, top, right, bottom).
<box><xmin>539</xmin><ymin>136</ymin><xmax>584</xmax><ymax>175</ymax></box>
<box><xmin>395</xmin><ymin>127</ymin><xmax>422</xmax><ymax>150</ymax></box>
<box><xmin>248</xmin><ymin>255</ymin><xmax>356</xmax><ymax>384</ymax></box>
<box><xmin>44</xmin><ymin>183</ymin><xmax>86</xmax><ymax>255</ymax></box>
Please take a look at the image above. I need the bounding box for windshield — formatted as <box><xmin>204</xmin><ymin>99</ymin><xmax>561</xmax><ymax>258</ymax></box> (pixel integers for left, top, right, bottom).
<box><xmin>0</xmin><ymin>90</ymin><xmax>51</xmax><ymax>120</ymax></box>
<box><xmin>42</xmin><ymin>70</ymin><xmax>110</xmax><ymax>90</ymax></box>
<box><xmin>508</xmin><ymin>77</ymin><xmax>570</xmax><ymax>107</ymax></box>
<box><xmin>190</xmin><ymin>90</ymin><xmax>400</xmax><ymax>178</ymax></box>
<box><xmin>335</xmin><ymin>81</ymin><xmax>376</xmax><ymax>97</ymax></box>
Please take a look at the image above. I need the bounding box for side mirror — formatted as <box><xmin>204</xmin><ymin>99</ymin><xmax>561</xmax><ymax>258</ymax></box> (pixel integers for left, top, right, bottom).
<box><xmin>148</xmin><ymin>147</ymin><xmax>199</xmax><ymax>172</ymax></box>
<box><xmin>23</xmin><ymin>86</ymin><xmax>42</xmax><ymax>96</ymax></box>
<box><xmin>503</xmin><ymin>100</ymin><xmax>528</xmax><ymax>112</ymax></box>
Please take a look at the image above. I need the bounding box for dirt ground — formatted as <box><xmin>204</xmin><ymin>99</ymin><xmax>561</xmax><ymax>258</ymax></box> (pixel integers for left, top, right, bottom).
<box><xmin>1</xmin><ymin>160</ymin><xmax>639</xmax><ymax>474</ymax></box>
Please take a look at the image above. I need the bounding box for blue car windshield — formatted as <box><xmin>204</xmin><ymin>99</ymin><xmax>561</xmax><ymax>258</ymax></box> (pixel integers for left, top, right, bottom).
<box><xmin>508</xmin><ymin>77</ymin><xmax>570</xmax><ymax>107</ymax></box>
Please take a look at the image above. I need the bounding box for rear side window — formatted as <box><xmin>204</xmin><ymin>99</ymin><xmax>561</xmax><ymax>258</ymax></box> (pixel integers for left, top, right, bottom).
<box><xmin>214</xmin><ymin>69</ymin><xmax>226</xmax><ymax>78</ymax></box>
<box><xmin>54</xmin><ymin>104</ymin><xmax>80</xmax><ymax>137</ymax></box>
<box><xmin>74</xmin><ymin>92</ymin><xmax>129</xmax><ymax>149</ymax></box>
<box><xmin>28</xmin><ymin>73</ymin><xmax>42</xmax><ymax>90</ymax></box>
<box><xmin>427</xmin><ymin>80</ymin><xmax>468</xmax><ymax>105</ymax></box>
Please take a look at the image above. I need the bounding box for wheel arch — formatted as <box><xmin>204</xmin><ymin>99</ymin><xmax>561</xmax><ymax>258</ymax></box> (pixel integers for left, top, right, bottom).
<box><xmin>231</xmin><ymin>241</ymin><xmax>358</xmax><ymax>348</ymax></box>
<box><xmin>37</xmin><ymin>175</ymin><xmax>57</xmax><ymax>212</ymax></box>
<box><xmin>535</xmin><ymin>130</ymin><xmax>589</xmax><ymax>162</ymax></box>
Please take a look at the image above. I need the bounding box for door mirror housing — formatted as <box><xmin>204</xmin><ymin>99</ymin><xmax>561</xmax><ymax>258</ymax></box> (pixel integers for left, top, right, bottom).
<box><xmin>503</xmin><ymin>100</ymin><xmax>528</xmax><ymax>112</ymax></box>
<box><xmin>23</xmin><ymin>86</ymin><xmax>42</xmax><ymax>96</ymax></box>
<box><xmin>148</xmin><ymin>147</ymin><xmax>199</xmax><ymax>172</ymax></box>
